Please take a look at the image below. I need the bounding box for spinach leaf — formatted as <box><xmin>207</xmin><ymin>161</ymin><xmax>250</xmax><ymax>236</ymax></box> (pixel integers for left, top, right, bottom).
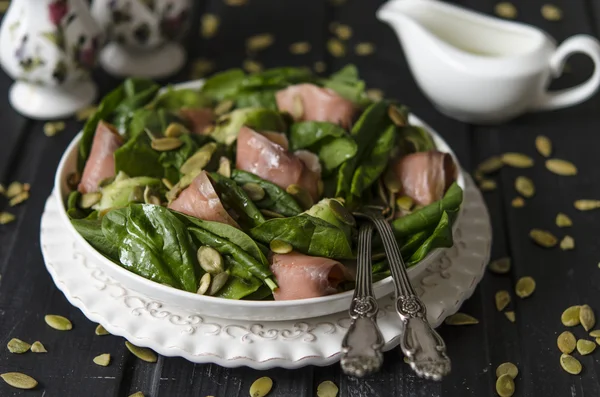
<box><xmin>72</xmin><ymin>217</ymin><xmax>119</xmax><ymax>261</ymax></box>
<box><xmin>350</xmin><ymin>124</ymin><xmax>396</xmax><ymax>196</ymax></box>
<box><xmin>397</xmin><ymin>125</ymin><xmax>436</xmax><ymax>154</ymax></box>
<box><xmin>66</xmin><ymin>191</ymin><xmax>90</xmax><ymax>219</ymax></box>
<box><xmin>128</xmin><ymin>108</ymin><xmax>185</xmax><ymax>140</ymax></box>
<box><xmin>158</xmin><ymin>134</ymin><xmax>199</xmax><ymax>178</ymax></box>
<box><xmin>231</xmin><ymin>170</ymin><xmax>302</xmax><ymax>217</ymax></box>
<box><xmin>211</xmin><ymin>108</ymin><xmax>287</xmax><ymax>145</ymax></box>
<box><xmin>208</xmin><ymin>172</ymin><xmax>265</xmax><ymax>228</ymax></box>
<box><xmin>321</xmin><ymin>65</ymin><xmax>368</xmax><ymax>106</ymax></box>
<box><xmin>240</xmin><ymin>67</ymin><xmax>314</xmax><ymax>90</ymax></box>
<box><xmin>242</xmin><ymin>285</ymin><xmax>273</xmax><ymax>300</ymax></box>
<box><xmin>112</xmin><ymin>79</ymin><xmax>160</xmax><ymax>135</ymax></box>
<box><xmin>235</xmin><ymin>90</ymin><xmax>278</xmax><ymax>110</ymax></box>
<box><xmin>250</xmin><ymin>214</ymin><xmax>354</xmax><ymax>259</ymax></box>
<box><xmin>214</xmin><ymin>272</ymin><xmax>262</xmax><ymax>300</ymax></box>
<box><xmin>201</xmin><ymin>69</ymin><xmax>246</xmax><ymax>101</ymax></box>
<box><xmin>392</xmin><ymin>182</ymin><xmax>463</xmax><ymax>237</ymax></box>
<box><xmin>150</xmin><ymin>87</ymin><xmax>212</xmax><ymax>110</ymax></box>
<box><xmin>102</xmin><ymin>204</ymin><xmax>199</xmax><ymax>292</ymax></box>
<box><xmin>114</xmin><ymin>134</ymin><xmax>164</xmax><ymax>178</ymax></box>
<box><xmin>407</xmin><ymin>211</ymin><xmax>453</xmax><ymax>266</ymax></box>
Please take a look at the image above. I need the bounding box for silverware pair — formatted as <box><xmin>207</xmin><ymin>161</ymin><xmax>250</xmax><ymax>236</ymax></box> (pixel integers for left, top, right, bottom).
<box><xmin>340</xmin><ymin>209</ymin><xmax>451</xmax><ymax>380</ymax></box>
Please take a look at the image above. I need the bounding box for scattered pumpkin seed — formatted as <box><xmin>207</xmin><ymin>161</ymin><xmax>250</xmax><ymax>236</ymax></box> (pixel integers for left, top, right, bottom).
<box><xmin>396</xmin><ymin>196</ymin><xmax>414</xmax><ymax>211</ymax></box>
<box><xmin>333</xmin><ymin>24</ymin><xmax>352</xmax><ymax>40</ymax></box>
<box><xmin>327</xmin><ymin>38</ymin><xmax>345</xmax><ymax>57</ymax></box>
<box><xmin>328</xmin><ymin>199</ymin><xmax>355</xmax><ymax>226</ymax></box>
<box><xmin>246</xmin><ymin>33</ymin><xmax>274</xmax><ymax>52</ymax></box>
<box><xmin>561</xmin><ymin>306</ymin><xmax>581</xmax><ymax>327</ymax></box>
<box><xmin>477</xmin><ymin>156</ymin><xmax>504</xmax><ymax>174</ymax></box>
<box><xmin>180</xmin><ymin>143</ymin><xmax>217</xmax><ymax>174</ymax></box>
<box><xmin>208</xmin><ymin>272</ymin><xmax>229</xmax><ymax>296</ymax></box>
<box><xmin>314</xmin><ymin>61</ymin><xmax>327</xmax><ymax>73</ymax></box>
<box><xmin>589</xmin><ymin>330</ymin><xmax>600</xmax><ymax>337</ymax></box>
<box><xmin>93</xmin><ymin>353</ymin><xmax>111</xmax><ymax>366</ymax></box>
<box><xmin>529</xmin><ymin>229</ymin><xmax>557</xmax><ymax>248</ymax></box>
<box><xmin>580</xmin><ymin>304</ymin><xmax>595</xmax><ymax>331</ymax></box>
<box><xmin>574</xmin><ymin>199</ymin><xmax>600</xmax><ymax>211</ymax></box>
<box><xmin>560</xmin><ymin>354</ymin><xmax>582</xmax><ymax>375</ymax></box>
<box><xmin>289</xmin><ymin>41</ymin><xmax>311</xmax><ymax>55</ymax></box>
<box><xmin>495</xmin><ymin>290</ymin><xmax>511</xmax><ymax>311</ymax></box>
<box><xmin>95</xmin><ymin>324</ymin><xmax>109</xmax><ymax>336</ymax></box>
<box><xmin>511</xmin><ymin>197</ymin><xmax>525</xmax><ymax>208</ymax></box>
<box><xmin>479</xmin><ymin>179</ymin><xmax>497</xmax><ymax>191</ymax></box>
<box><xmin>243</xmin><ymin>59</ymin><xmax>263</xmax><ymax>74</ymax></box>
<box><xmin>125</xmin><ymin>341</ymin><xmax>158</xmax><ymax>363</ymax></box>
<box><xmin>249</xmin><ymin>376</ymin><xmax>273</xmax><ymax>397</ymax></box>
<box><xmin>556</xmin><ymin>213</ymin><xmax>572</xmax><ymax>227</ymax></box>
<box><xmin>576</xmin><ymin>339</ymin><xmax>596</xmax><ymax>355</ymax></box>
<box><xmin>444</xmin><ymin>313</ymin><xmax>479</xmax><ymax>325</ymax></box>
<box><xmin>80</xmin><ymin>192</ymin><xmax>102</xmax><ymax>209</ymax></box>
<box><xmin>0</xmin><ymin>212</ymin><xmax>15</xmax><ymax>225</ymax></box>
<box><xmin>9</xmin><ymin>191</ymin><xmax>29</xmax><ymax>207</ymax></box>
<box><xmin>495</xmin><ymin>374</ymin><xmax>515</xmax><ymax>397</ymax></box>
<box><xmin>30</xmin><ymin>341</ymin><xmax>47</xmax><ymax>353</ymax></box>
<box><xmin>1</xmin><ymin>372</ymin><xmax>38</xmax><ymax>390</ymax></box>
<box><xmin>496</xmin><ymin>362</ymin><xmax>519</xmax><ymax>379</ymax></box>
<box><xmin>270</xmin><ymin>239</ymin><xmax>293</xmax><ymax>254</ymax></box>
<box><xmin>217</xmin><ymin>156</ymin><xmax>231</xmax><ymax>178</ymax></box>
<box><xmin>515</xmin><ymin>276</ymin><xmax>535</xmax><ymax>298</ymax></box>
<box><xmin>43</xmin><ymin>121</ymin><xmax>65</xmax><ymax>137</ymax></box>
<box><xmin>200</xmin><ymin>14</ymin><xmax>219</xmax><ymax>38</ymax></box>
<box><xmin>76</xmin><ymin>105</ymin><xmax>97</xmax><ymax>121</ymax></box>
<box><xmin>45</xmin><ymin>314</ymin><xmax>72</xmax><ymax>331</ymax></box>
<box><xmin>541</xmin><ymin>4</ymin><xmax>562</xmax><ymax>21</ymax></box>
<box><xmin>260</xmin><ymin>209</ymin><xmax>285</xmax><ymax>219</ymax></box>
<box><xmin>191</xmin><ymin>58</ymin><xmax>215</xmax><ymax>79</ymax></box>
<box><xmin>546</xmin><ymin>159</ymin><xmax>577</xmax><ymax>176</ymax></box>
<box><xmin>514</xmin><ymin>176</ymin><xmax>534</xmax><ymax>198</ymax></box>
<box><xmin>286</xmin><ymin>184</ymin><xmax>313</xmax><ymax>209</ymax></box>
<box><xmin>505</xmin><ymin>311</ymin><xmax>516</xmax><ymax>323</ymax></box>
<box><xmin>557</xmin><ymin>331</ymin><xmax>576</xmax><ymax>354</ymax></box>
<box><xmin>366</xmin><ymin>88</ymin><xmax>383</xmax><ymax>101</ymax></box>
<box><xmin>535</xmin><ymin>135</ymin><xmax>552</xmax><ymax>157</ymax></box>
<box><xmin>242</xmin><ymin>183</ymin><xmax>266</xmax><ymax>201</ymax></box>
<box><xmin>488</xmin><ymin>257</ymin><xmax>511</xmax><ymax>274</ymax></box>
<box><xmin>197</xmin><ymin>246</ymin><xmax>224</xmax><ymax>274</ymax></box>
<box><xmin>317</xmin><ymin>380</ymin><xmax>339</xmax><ymax>397</ymax></box>
<box><xmin>502</xmin><ymin>153</ymin><xmax>534</xmax><ymax>168</ymax></box>
<box><xmin>6</xmin><ymin>181</ymin><xmax>23</xmax><ymax>198</ymax></box>
<box><xmin>291</xmin><ymin>94</ymin><xmax>304</xmax><ymax>119</ymax></box>
<box><xmin>388</xmin><ymin>104</ymin><xmax>407</xmax><ymax>127</ymax></box>
<box><xmin>355</xmin><ymin>42</ymin><xmax>375</xmax><ymax>56</ymax></box>
<box><xmin>151</xmin><ymin>137</ymin><xmax>183</xmax><ymax>151</ymax></box>
<box><xmin>164</xmin><ymin>122</ymin><xmax>189</xmax><ymax>138</ymax></box>
<box><xmin>560</xmin><ymin>235</ymin><xmax>575</xmax><ymax>251</ymax></box>
<box><xmin>7</xmin><ymin>338</ymin><xmax>30</xmax><ymax>354</ymax></box>
<box><xmin>495</xmin><ymin>2</ymin><xmax>517</xmax><ymax>19</ymax></box>
<box><xmin>197</xmin><ymin>273</ymin><xmax>211</xmax><ymax>295</ymax></box>
<box><xmin>224</xmin><ymin>0</ymin><xmax>247</xmax><ymax>5</ymax></box>
<box><xmin>161</xmin><ymin>178</ymin><xmax>174</xmax><ymax>190</ymax></box>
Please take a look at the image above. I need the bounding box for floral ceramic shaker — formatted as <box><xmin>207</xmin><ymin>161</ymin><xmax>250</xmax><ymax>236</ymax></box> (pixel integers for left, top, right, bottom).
<box><xmin>0</xmin><ymin>0</ymin><xmax>103</xmax><ymax>119</ymax></box>
<box><xmin>91</xmin><ymin>0</ymin><xmax>191</xmax><ymax>79</ymax></box>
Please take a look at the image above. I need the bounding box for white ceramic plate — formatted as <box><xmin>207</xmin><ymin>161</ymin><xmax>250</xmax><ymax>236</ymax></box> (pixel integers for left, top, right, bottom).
<box><xmin>52</xmin><ymin>80</ymin><xmax>466</xmax><ymax>321</ymax></box>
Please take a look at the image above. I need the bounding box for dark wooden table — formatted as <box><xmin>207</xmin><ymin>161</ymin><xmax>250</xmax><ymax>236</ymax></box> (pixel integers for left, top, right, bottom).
<box><xmin>2</xmin><ymin>0</ymin><xmax>600</xmax><ymax>396</ymax></box>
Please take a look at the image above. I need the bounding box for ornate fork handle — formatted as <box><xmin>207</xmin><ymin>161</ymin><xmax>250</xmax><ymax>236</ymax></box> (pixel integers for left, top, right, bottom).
<box><xmin>341</xmin><ymin>222</ymin><xmax>384</xmax><ymax>377</ymax></box>
<box><xmin>368</xmin><ymin>213</ymin><xmax>451</xmax><ymax>381</ymax></box>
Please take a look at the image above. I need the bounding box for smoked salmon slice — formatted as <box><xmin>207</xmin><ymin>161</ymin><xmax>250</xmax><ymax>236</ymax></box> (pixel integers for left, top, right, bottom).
<box><xmin>78</xmin><ymin>121</ymin><xmax>123</xmax><ymax>194</ymax></box>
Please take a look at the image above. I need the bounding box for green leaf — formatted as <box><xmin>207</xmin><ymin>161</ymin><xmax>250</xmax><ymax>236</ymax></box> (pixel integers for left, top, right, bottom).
<box><xmin>208</xmin><ymin>172</ymin><xmax>265</xmax><ymax>228</ymax></box>
<box><xmin>407</xmin><ymin>211</ymin><xmax>453</xmax><ymax>266</ymax></box>
<box><xmin>158</xmin><ymin>134</ymin><xmax>199</xmax><ymax>176</ymax></box>
<box><xmin>71</xmin><ymin>217</ymin><xmax>119</xmax><ymax>260</ymax></box>
<box><xmin>201</xmin><ymin>69</ymin><xmax>246</xmax><ymax>101</ymax></box>
<box><xmin>397</xmin><ymin>125</ymin><xmax>436</xmax><ymax>154</ymax></box>
<box><xmin>321</xmin><ymin>64</ymin><xmax>368</xmax><ymax>106</ymax></box>
<box><xmin>114</xmin><ymin>134</ymin><xmax>164</xmax><ymax>178</ymax></box>
<box><xmin>112</xmin><ymin>79</ymin><xmax>160</xmax><ymax>135</ymax></box>
<box><xmin>214</xmin><ymin>268</ymin><xmax>263</xmax><ymax>300</ymax></box>
<box><xmin>350</xmin><ymin>124</ymin><xmax>396</xmax><ymax>196</ymax></box>
<box><xmin>235</xmin><ymin>90</ymin><xmax>278</xmax><ymax>110</ymax></box>
<box><xmin>211</xmin><ymin>107</ymin><xmax>287</xmax><ymax>145</ymax></box>
<box><xmin>240</xmin><ymin>67</ymin><xmax>314</xmax><ymax>90</ymax></box>
<box><xmin>95</xmin><ymin>176</ymin><xmax>162</xmax><ymax>211</ymax></box>
<box><xmin>149</xmin><ymin>87</ymin><xmax>212</xmax><ymax>110</ymax></box>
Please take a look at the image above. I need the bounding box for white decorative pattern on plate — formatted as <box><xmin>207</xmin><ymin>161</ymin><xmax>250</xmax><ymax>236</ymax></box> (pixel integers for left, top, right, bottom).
<box><xmin>40</xmin><ymin>175</ymin><xmax>490</xmax><ymax>369</ymax></box>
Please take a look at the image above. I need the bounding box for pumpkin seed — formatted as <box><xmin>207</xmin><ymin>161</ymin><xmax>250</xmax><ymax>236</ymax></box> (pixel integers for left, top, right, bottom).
<box><xmin>444</xmin><ymin>313</ymin><xmax>479</xmax><ymax>325</ymax></box>
<box><xmin>79</xmin><ymin>192</ymin><xmax>101</xmax><ymax>209</ymax></box>
<box><xmin>388</xmin><ymin>104</ymin><xmax>407</xmax><ymax>127</ymax></box>
<box><xmin>246</xmin><ymin>33</ymin><xmax>274</xmax><ymax>52</ymax></box>
<box><xmin>95</xmin><ymin>324</ymin><xmax>109</xmax><ymax>336</ymax></box>
<box><xmin>208</xmin><ymin>272</ymin><xmax>229</xmax><ymax>296</ymax></box>
<box><xmin>329</xmin><ymin>199</ymin><xmax>356</xmax><ymax>226</ymax></box>
<box><xmin>561</xmin><ymin>306</ymin><xmax>581</xmax><ymax>327</ymax></box>
<box><xmin>529</xmin><ymin>229</ymin><xmax>557</xmax><ymax>248</ymax></box>
<box><xmin>180</xmin><ymin>143</ymin><xmax>217</xmax><ymax>174</ymax></box>
<box><xmin>495</xmin><ymin>2</ymin><xmax>517</xmax><ymax>19</ymax></box>
<box><xmin>488</xmin><ymin>257</ymin><xmax>511</xmax><ymax>274</ymax></box>
<box><xmin>260</xmin><ymin>209</ymin><xmax>285</xmax><ymax>219</ymax></box>
<box><xmin>556</xmin><ymin>213</ymin><xmax>572</xmax><ymax>227</ymax></box>
<box><xmin>511</xmin><ymin>197</ymin><xmax>525</xmax><ymax>208</ymax></box>
<box><xmin>289</xmin><ymin>41</ymin><xmax>311</xmax><ymax>55</ymax></box>
<box><xmin>93</xmin><ymin>353</ymin><xmax>111</xmax><ymax>366</ymax></box>
<box><xmin>580</xmin><ymin>304</ymin><xmax>595</xmax><ymax>331</ymax></box>
<box><xmin>574</xmin><ymin>199</ymin><xmax>600</xmax><ymax>210</ymax></box>
<box><xmin>151</xmin><ymin>137</ymin><xmax>183</xmax><ymax>151</ymax></box>
<box><xmin>333</xmin><ymin>24</ymin><xmax>352</xmax><ymax>40</ymax></box>
<box><xmin>6</xmin><ymin>182</ymin><xmax>23</xmax><ymax>198</ymax></box>
<box><xmin>560</xmin><ymin>354</ymin><xmax>582</xmax><ymax>375</ymax></box>
<box><xmin>541</xmin><ymin>4</ymin><xmax>562</xmax><ymax>21</ymax></box>
<box><xmin>76</xmin><ymin>105</ymin><xmax>97</xmax><ymax>121</ymax></box>
<box><xmin>557</xmin><ymin>331</ymin><xmax>576</xmax><ymax>354</ymax></box>
<box><xmin>505</xmin><ymin>311</ymin><xmax>516</xmax><ymax>323</ymax></box>
<box><xmin>515</xmin><ymin>276</ymin><xmax>535</xmax><ymax>298</ymax></box>
<box><xmin>43</xmin><ymin>121</ymin><xmax>65</xmax><ymax>137</ymax></box>
<box><xmin>125</xmin><ymin>341</ymin><xmax>157</xmax><ymax>363</ymax></box>
<box><xmin>314</xmin><ymin>61</ymin><xmax>327</xmax><ymax>73</ymax></box>
<box><xmin>496</xmin><ymin>362</ymin><xmax>519</xmax><ymax>379</ymax></box>
<box><xmin>164</xmin><ymin>122</ymin><xmax>189</xmax><ymax>138</ymax></box>
<box><xmin>495</xmin><ymin>290</ymin><xmax>511</xmax><ymax>311</ymax></box>
<box><xmin>560</xmin><ymin>235</ymin><xmax>574</xmax><ymax>251</ymax></box>
<box><xmin>355</xmin><ymin>42</ymin><xmax>375</xmax><ymax>56</ymax></box>
<box><xmin>249</xmin><ymin>376</ymin><xmax>273</xmax><ymax>397</ymax></box>
<box><xmin>30</xmin><ymin>341</ymin><xmax>47</xmax><ymax>353</ymax></box>
<box><xmin>1</xmin><ymin>372</ymin><xmax>38</xmax><ymax>390</ymax></box>
<box><xmin>200</xmin><ymin>13</ymin><xmax>219</xmax><ymax>38</ymax></box>
<box><xmin>589</xmin><ymin>330</ymin><xmax>600</xmax><ymax>337</ymax></box>
<box><xmin>477</xmin><ymin>156</ymin><xmax>504</xmax><ymax>174</ymax></box>
<box><xmin>197</xmin><ymin>273</ymin><xmax>211</xmax><ymax>295</ymax></box>
<box><xmin>514</xmin><ymin>176</ymin><xmax>534</xmax><ymax>198</ymax></box>
<box><xmin>327</xmin><ymin>38</ymin><xmax>346</xmax><ymax>57</ymax></box>
<box><xmin>0</xmin><ymin>212</ymin><xmax>15</xmax><ymax>225</ymax></box>
<box><xmin>7</xmin><ymin>338</ymin><xmax>30</xmax><ymax>354</ymax></box>
<box><xmin>191</xmin><ymin>58</ymin><xmax>215</xmax><ymax>79</ymax></box>
<box><xmin>396</xmin><ymin>196</ymin><xmax>414</xmax><ymax>211</ymax></box>
<box><xmin>129</xmin><ymin>392</ymin><xmax>144</xmax><ymax>397</ymax></box>
<box><xmin>218</xmin><ymin>157</ymin><xmax>231</xmax><ymax>178</ymax></box>
<box><xmin>45</xmin><ymin>314</ymin><xmax>72</xmax><ymax>331</ymax></box>
<box><xmin>214</xmin><ymin>100</ymin><xmax>234</xmax><ymax>117</ymax></box>
<box><xmin>546</xmin><ymin>159</ymin><xmax>577</xmax><ymax>176</ymax></box>
<box><xmin>242</xmin><ymin>182</ymin><xmax>266</xmax><ymax>201</ymax></box>
<box><xmin>317</xmin><ymin>380</ymin><xmax>339</xmax><ymax>397</ymax></box>
<box><xmin>366</xmin><ymin>89</ymin><xmax>384</xmax><ymax>101</ymax></box>
<box><xmin>495</xmin><ymin>374</ymin><xmax>515</xmax><ymax>397</ymax></box>
<box><xmin>479</xmin><ymin>179</ymin><xmax>497</xmax><ymax>191</ymax></box>
<box><xmin>502</xmin><ymin>153</ymin><xmax>534</xmax><ymax>168</ymax></box>
<box><xmin>243</xmin><ymin>59</ymin><xmax>263</xmax><ymax>74</ymax></box>
<box><xmin>576</xmin><ymin>339</ymin><xmax>596</xmax><ymax>355</ymax></box>
<box><xmin>535</xmin><ymin>135</ymin><xmax>552</xmax><ymax>157</ymax></box>
<box><xmin>9</xmin><ymin>191</ymin><xmax>29</xmax><ymax>206</ymax></box>
<box><xmin>286</xmin><ymin>184</ymin><xmax>314</xmax><ymax>209</ymax></box>
<box><xmin>197</xmin><ymin>246</ymin><xmax>224</xmax><ymax>274</ymax></box>
<box><xmin>224</xmin><ymin>0</ymin><xmax>247</xmax><ymax>5</ymax></box>
<box><xmin>270</xmin><ymin>239</ymin><xmax>293</xmax><ymax>254</ymax></box>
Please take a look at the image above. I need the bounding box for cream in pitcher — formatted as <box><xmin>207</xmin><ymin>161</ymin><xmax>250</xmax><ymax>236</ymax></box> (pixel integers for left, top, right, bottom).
<box><xmin>377</xmin><ymin>0</ymin><xmax>600</xmax><ymax>124</ymax></box>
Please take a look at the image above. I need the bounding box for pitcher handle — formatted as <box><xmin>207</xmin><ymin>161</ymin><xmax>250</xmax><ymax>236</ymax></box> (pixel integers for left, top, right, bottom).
<box><xmin>533</xmin><ymin>34</ymin><xmax>600</xmax><ymax>111</ymax></box>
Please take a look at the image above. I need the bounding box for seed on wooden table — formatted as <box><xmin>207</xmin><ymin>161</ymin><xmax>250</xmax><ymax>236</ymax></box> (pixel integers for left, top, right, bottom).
<box><xmin>200</xmin><ymin>14</ymin><xmax>219</xmax><ymax>38</ymax></box>
<box><xmin>444</xmin><ymin>313</ymin><xmax>479</xmax><ymax>325</ymax></box>
<box><xmin>560</xmin><ymin>235</ymin><xmax>574</xmax><ymax>251</ymax></box>
<box><xmin>366</xmin><ymin>89</ymin><xmax>384</xmax><ymax>101</ymax></box>
<box><xmin>495</xmin><ymin>290</ymin><xmax>511</xmax><ymax>311</ymax></box>
<box><xmin>197</xmin><ymin>273</ymin><xmax>211</xmax><ymax>295</ymax></box>
<box><xmin>477</xmin><ymin>156</ymin><xmax>504</xmax><ymax>174</ymax></box>
<box><xmin>327</xmin><ymin>38</ymin><xmax>346</xmax><ymax>57</ymax></box>
<box><xmin>0</xmin><ymin>212</ymin><xmax>15</xmax><ymax>225</ymax></box>
<box><xmin>535</xmin><ymin>135</ymin><xmax>552</xmax><ymax>157</ymax></box>
<box><xmin>289</xmin><ymin>41</ymin><xmax>311</xmax><ymax>55</ymax></box>
<box><xmin>7</xmin><ymin>338</ymin><xmax>30</xmax><ymax>354</ymax></box>
<box><xmin>502</xmin><ymin>153</ymin><xmax>534</xmax><ymax>168</ymax></box>
<box><xmin>6</xmin><ymin>181</ymin><xmax>23</xmax><ymax>198</ymax></box>
<box><xmin>496</xmin><ymin>374</ymin><xmax>515</xmax><ymax>397</ymax></box>
<box><xmin>355</xmin><ymin>42</ymin><xmax>375</xmax><ymax>56</ymax></box>
<box><xmin>333</xmin><ymin>24</ymin><xmax>352</xmax><ymax>40</ymax></box>
<box><xmin>580</xmin><ymin>304</ymin><xmax>596</xmax><ymax>331</ymax></box>
<box><xmin>45</xmin><ymin>314</ymin><xmax>72</xmax><ymax>331</ymax></box>
<box><xmin>529</xmin><ymin>229</ymin><xmax>557</xmax><ymax>248</ymax></box>
<box><xmin>243</xmin><ymin>59</ymin><xmax>263</xmax><ymax>74</ymax></box>
<box><xmin>317</xmin><ymin>380</ymin><xmax>339</xmax><ymax>397</ymax></box>
<box><xmin>9</xmin><ymin>191</ymin><xmax>29</xmax><ymax>207</ymax></box>
<box><xmin>561</xmin><ymin>306</ymin><xmax>581</xmax><ymax>327</ymax></box>
<box><xmin>541</xmin><ymin>4</ymin><xmax>562</xmax><ymax>21</ymax></box>
<box><xmin>556</xmin><ymin>213</ymin><xmax>572</xmax><ymax>227</ymax></box>
<box><xmin>495</xmin><ymin>2</ymin><xmax>517</xmax><ymax>19</ymax></box>
<box><xmin>1</xmin><ymin>372</ymin><xmax>38</xmax><ymax>390</ymax></box>
<box><xmin>496</xmin><ymin>362</ymin><xmax>519</xmax><ymax>379</ymax></box>
<box><xmin>589</xmin><ymin>330</ymin><xmax>600</xmax><ymax>337</ymax></box>
<box><xmin>488</xmin><ymin>257</ymin><xmax>511</xmax><ymax>274</ymax></box>
<box><xmin>314</xmin><ymin>61</ymin><xmax>327</xmax><ymax>73</ymax></box>
<box><xmin>95</xmin><ymin>324</ymin><xmax>109</xmax><ymax>336</ymax></box>
<box><xmin>505</xmin><ymin>311</ymin><xmax>516</xmax><ymax>323</ymax></box>
<box><xmin>511</xmin><ymin>197</ymin><xmax>525</xmax><ymax>208</ymax></box>
<box><xmin>515</xmin><ymin>176</ymin><xmax>534</xmax><ymax>198</ymax></box>
<box><xmin>190</xmin><ymin>58</ymin><xmax>215</xmax><ymax>79</ymax></box>
<box><xmin>576</xmin><ymin>339</ymin><xmax>596</xmax><ymax>355</ymax></box>
<box><xmin>125</xmin><ymin>341</ymin><xmax>158</xmax><ymax>363</ymax></box>
<box><xmin>546</xmin><ymin>159</ymin><xmax>577</xmax><ymax>176</ymax></box>
<box><xmin>560</xmin><ymin>354</ymin><xmax>582</xmax><ymax>375</ymax></box>
<box><xmin>250</xmin><ymin>376</ymin><xmax>273</xmax><ymax>397</ymax></box>
<box><xmin>557</xmin><ymin>331</ymin><xmax>576</xmax><ymax>354</ymax></box>
<box><xmin>93</xmin><ymin>353</ymin><xmax>111</xmax><ymax>366</ymax></box>
<box><xmin>76</xmin><ymin>105</ymin><xmax>97</xmax><ymax>121</ymax></box>
<box><xmin>129</xmin><ymin>392</ymin><xmax>145</xmax><ymax>397</ymax></box>
<box><xmin>246</xmin><ymin>33</ymin><xmax>274</xmax><ymax>52</ymax></box>
<box><xmin>515</xmin><ymin>276</ymin><xmax>536</xmax><ymax>298</ymax></box>
<box><xmin>479</xmin><ymin>179</ymin><xmax>497</xmax><ymax>191</ymax></box>
<box><xmin>31</xmin><ymin>341</ymin><xmax>47</xmax><ymax>353</ymax></box>
<box><xmin>574</xmin><ymin>200</ymin><xmax>600</xmax><ymax>211</ymax></box>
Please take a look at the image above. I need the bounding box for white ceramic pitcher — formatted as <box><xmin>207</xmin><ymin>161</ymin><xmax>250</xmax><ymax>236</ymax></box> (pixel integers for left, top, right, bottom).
<box><xmin>377</xmin><ymin>0</ymin><xmax>600</xmax><ymax>124</ymax></box>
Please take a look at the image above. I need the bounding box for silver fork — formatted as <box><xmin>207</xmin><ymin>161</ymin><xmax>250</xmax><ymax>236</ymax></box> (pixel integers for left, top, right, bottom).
<box><xmin>340</xmin><ymin>221</ymin><xmax>385</xmax><ymax>377</ymax></box>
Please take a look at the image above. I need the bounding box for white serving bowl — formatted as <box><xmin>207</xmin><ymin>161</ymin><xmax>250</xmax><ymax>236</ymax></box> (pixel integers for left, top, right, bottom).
<box><xmin>52</xmin><ymin>80</ymin><xmax>465</xmax><ymax>321</ymax></box>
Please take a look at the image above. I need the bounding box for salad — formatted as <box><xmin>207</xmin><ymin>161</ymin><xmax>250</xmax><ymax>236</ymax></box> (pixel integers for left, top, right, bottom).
<box><xmin>66</xmin><ymin>65</ymin><xmax>462</xmax><ymax>301</ymax></box>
